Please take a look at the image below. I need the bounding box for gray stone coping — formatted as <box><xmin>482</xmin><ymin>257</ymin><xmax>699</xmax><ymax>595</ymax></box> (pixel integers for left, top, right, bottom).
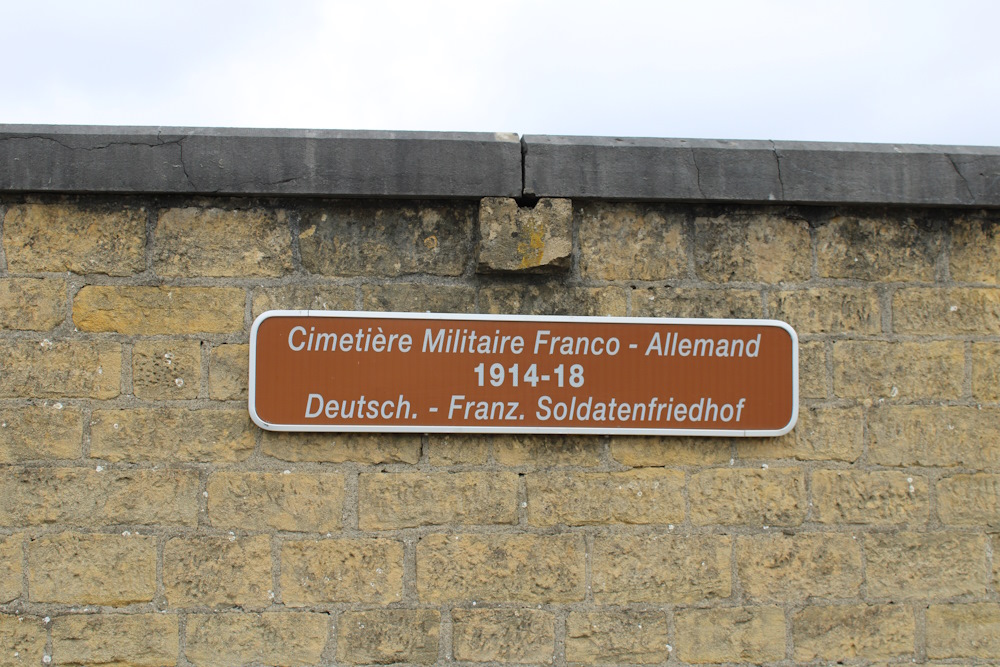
<box><xmin>2</xmin><ymin>125</ymin><xmax>999</xmax><ymax>206</ymax></box>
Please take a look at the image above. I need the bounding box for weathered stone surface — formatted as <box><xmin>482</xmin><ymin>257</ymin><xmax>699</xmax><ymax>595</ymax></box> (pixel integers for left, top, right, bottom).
<box><xmin>812</xmin><ymin>470</ymin><xmax>929</xmax><ymax>525</ymax></box>
<box><xmin>493</xmin><ymin>434</ymin><xmax>603</xmax><ymax>467</ymax></box>
<box><xmin>695</xmin><ymin>213</ymin><xmax>811</xmax><ymax>283</ymax></box>
<box><xmin>3</xmin><ymin>203</ymin><xmax>146</xmax><ymax>275</ymax></box>
<box><xmin>609</xmin><ymin>435</ymin><xmax>730</xmax><ymax>466</ymax></box>
<box><xmin>479</xmin><ymin>284</ymin><xmax>626</xmax><ymax>316</ymax></box>
<box><xmin>868</xmin><ymin>406</ymin><xmax>1000</xmax><ymax>468</ymax></box>
<box><xmin>300</xmin><ymin>202</ymin><xmax>473</xmax><ymax>277</ymax></box>
<box><xmin>0</xmin><ymin>536</ymin><xmax>21</xmax><ymax>603</ymax></box>
<box><xmin>337</xmin><ymin>610</ymin><xmax>439</xmax><ymax>665</ymax></box>
<box><xmin>798</xmin><ymin>341</ymin><xmax>827</xmax><ymax>398</ymax></box>
<box><xmin>91</xmin><ymin>409</ymin><xmax>254</xmax><ymax>462</ymax></box>
<box><xmin>894</xmin><ymin>288</ymin><xmax>1000</xmax><ymax>334</ymax></box>
<box><xmin>972</xmin><ymin>342</ymin><xmax>1000</xmax><ymax>401</ymax></box>
<box><xmin>865</xmin><ymin>532</ymin><xmax>988</xmax><ymax>599</ymax></box>
<box><xmin>0</xmin><ymin>467</ymin><xmax>199</xmax><ymax>527</ymax></box>
<box><xmin>359</xmin><ymin>472</ymin><xmax>517</xmax><ymax>530</ymax></box>
<box><xmin>262</xmin><ymin>432</ymin><xmax>421</xmax><ymax>464</ymax></box>
<box><xmin>833</xmin><ymin>341</ymin><xmax>964</xmax><ymax>399</ymax></box>
<box><xmin>0</xmin><ymin>278</ymin><xmax>65</xmax><ymax>331</ymax></box>
<box><xmin>280</xmin><ymin>539</ymin><xmax>403</xmax><ymax>605</ymax></box>
<box><xmin>0</xmin><ymin>404</ymin><xmax>82</xmax><ymax>462</ymax></box>
<box><xmin>74</xmin><ymin>286</ymin><xmax>245</xmax><ymax>334</ymax></box>
<box><xmin>163</xmin><ymin>535</ymin><xmax>272</xmax><ymax>609</ymax></box>
<box><xmin>689</xmin><ymin>468</ymin><xmax>807</xmax><ymax>526</ymax></box>
<box><xmin>526</xmin><ymin>469</ymin><xmax>684</xmax><ymax>526</ymax></box>
<box><xmin>738</xmin><ymin>406</ymin><xmax>863</xmax><ymax>462</ymax></box>
<box><xmin>51</xmin><ymin>613</ymin><xmax>178</xmax><ymax>666</ymax></box>
<box><xmin>566</xmin><ymin>610</ymin><xmax>669</xmax><ymax>664</ymax></box>
<box><xmin>0</xmin><ymin>615</ymin><xmax>46</xmax><ymax>666</ymax></box>
<box><xmin>478</xmin><ymin>197</ymin><xmax>572</xmax><ymax>272</ymax></box>
<box><xmin>416</xmin><ymin>533</ymin><xmax>584</xmax><ymax>603</ymax></box>
<box><xmin>155</xmin><ymin>206</ymin><xmax>292</xmax><ymax>277</ymax></box>
<box><xmin>937</xmin><ymin>474</ymin><xmax>1000</xmax><ymax>527</ymax></box>
<box><xmin>132</xmin><ymin>338</ymin><xmax>201</xmax><ymax>400</ymax></box>
<box><xmin>591</xmin><ymin>535</ymin><xmax>731</xmax><ymax>604</ymax></box>
<box><xmin>209</xmin><ymin>343</ymin><xmax>248</xmax><ymax>400</ymax></box>
<box><xmin>926</xmin><ymin>604</ymin><xmax>1000</xmax><ymax>659</ymax></box>
<box><xmin>768</xmin><ymin>287</ymin><xmax>881</xmax><ymax>333</ymax></box>
<box><xmin>632</xmin><ymin>287</ymin><xmax>761</xmax><ymax>318</ymax></box>
<box><xmin>578</xmin><ymin>203</ymin><xmax>687</xmax><ymax>280</ymax></box>
<box><xmin>816</xmin><ymin>215</ymin><xmax>942</xmax><ymax>280</ymax></box>
<box><xmin>950</xmin><ymin>214</ymin><xmax>1000</xmax><ymax>283</ymax></box>
<box><xmin>361</xmin><ymin>283</ymin><xmax>475</xmax><ymax>313</ymax></box>
<box><xmin>792</xmin><ymin>604</ymin><xmax>914</xmax><ymax>661</ymax></box>
<box><xmin>208</xmin><ymin>472</ymin><xmax>344</xmax><ymax>533</ymax></box>
<box><xmin>674</xmin><ymin>606</ymin><xmax>785</xmax><ymax>664</ymax></box>
<box><xmin>737</xmin><ymin>533</ymin><xmax>862</xmax><ymax>601</ymax></box>
<box><xmin>185</xmin><ymin>612</ymin><xmax>329</xmax><ymax>667</ymax></box>
<box><xmin>0</xmin><ymin>340</ymin><xmax>120</xmax><ymax>398</ymax></box>
<box><xmin>452</xmin><ymin>609</ymin><xmax>554</xmax><ymax>664</ymax></box>
<box><xmin>425</xmin><ymin>435</ymin><xmax>489</xmax><ymax>465</ymax></box>
<box><xmin>251</xmin><ymin>284</ymin><xmax>356</xmax><ymax>318</ymax></box>
<box><xmin>28</xmin><ymin>533</ymin><xmax>156</xmax><ymax>605</ymax></box>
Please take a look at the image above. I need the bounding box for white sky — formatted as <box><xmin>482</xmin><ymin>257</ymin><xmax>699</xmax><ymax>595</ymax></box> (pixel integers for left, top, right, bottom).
<box><xmin>3</xmin><ymin>0</ymin><xmax>999</xmax><ymax>146</ymax></box>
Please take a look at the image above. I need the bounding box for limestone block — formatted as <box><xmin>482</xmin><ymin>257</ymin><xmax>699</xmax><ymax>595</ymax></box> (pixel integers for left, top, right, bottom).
<box><xmin>477</xmin><ymin>197</ymin><xmax>571</xmax><ymax>272</ymax></box>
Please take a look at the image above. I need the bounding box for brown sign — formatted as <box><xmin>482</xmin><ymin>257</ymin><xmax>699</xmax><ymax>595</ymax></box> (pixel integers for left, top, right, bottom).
<box><xmin>250</xmin><ymin>311</ymin><xmax>798</xmax><ymax>436</ymax></box>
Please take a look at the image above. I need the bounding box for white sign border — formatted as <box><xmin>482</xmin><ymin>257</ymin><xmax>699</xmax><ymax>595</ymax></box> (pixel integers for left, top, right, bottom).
<box><xmin>249</xmin><ymin>310</ymin><xmax>799</xmax><ymax>437</ymax></box>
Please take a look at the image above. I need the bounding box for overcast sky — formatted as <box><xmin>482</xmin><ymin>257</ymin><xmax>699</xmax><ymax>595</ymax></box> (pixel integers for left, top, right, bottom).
<box><xmin>4</xmin><ymin>1</ymin><xmax>999</xmax><ymax>146</ymax></box>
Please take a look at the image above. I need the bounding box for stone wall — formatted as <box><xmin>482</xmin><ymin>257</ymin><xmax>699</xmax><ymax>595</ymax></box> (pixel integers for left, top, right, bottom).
<box><xmin>1</xmin><ymin>127</ymin><xmax>999</xmax><ymax>666</ymax></box>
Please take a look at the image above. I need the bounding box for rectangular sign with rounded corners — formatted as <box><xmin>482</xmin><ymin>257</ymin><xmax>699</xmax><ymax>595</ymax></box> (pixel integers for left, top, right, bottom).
<box><xmin>250</xmin><ymin>311</ymin><xmax>798</xmax><ymax>436</ymax></box>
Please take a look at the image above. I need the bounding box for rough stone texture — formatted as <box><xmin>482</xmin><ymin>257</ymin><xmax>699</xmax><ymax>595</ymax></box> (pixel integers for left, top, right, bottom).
<box><xmin>90</xmin><ymin>409</ymin><xmax>254</xmax><ymax>462</ymax></box>
<box><xmin>926</xmin><ymin>604</ymin><xmax>1000</xmax><ymax>659</ymax></box>
<box><xmin>632</xmin><ymin>287</ymin><xmax>761</xmax><ymax>318</ymax></box>
<box><xmin>767</xmin><ymin>287</ymin><xmax>881</xmax><ymax>333</ymax></box>
<box><xmin>132</xmin><ymin>338</ymin><xmax>201</xmax><ymax>400</ymax></box>
<box><xmin>359</xmin><ymin>471</ymin><xmax>517</xmax><ymax>530</ymax></box>
<box><xmin>798</xmin><ymin>341</ymin><xmax>827</xmax><ymax>398</ymax></box>
<box><xmin>591</xmin><ymin>535</ymin><xmax>731</xmax><ymax>604</ymax></box>
<box><xmin>0</xmin><ymin>615</ymin><xmax>47</xmax><ymax>666</ymax></box>
<box><xmin>694</xmin><ymin>213</ymin><xmax>811</xmax><ymax>283</ymax></box>
<box><xmin>3</xmin><ymin>203</ymin><xmax>146</xmax><ymax>275</ymax></box>
<box><xmin>299</xmin><ymin>202</ymin><xmax>473</xmax><ymax>277</ymax></box>
<box><xmin>163</xmin><ymin>535</ymin><xmax>272</xmax><ymax>609</ymax></box>
<box><xmin>251</xmin><ymin>284</ymin><xmax>357</xmax><ymax>318</ymax></box>
<box><xmin>971</xmin><ymin>342</ymin><xmax>1000</xmax><ymax>400</ymax></box>
<box><xmin>361</xmin><ymin>284</ymin><xmax>476</xmax><ymax>313</ymax></box>
<box><xmin>674</xmin><ymin>607</ymin><xmax>785</xmax><ymax>664</ymax></box>
<box><xmin>479</xmin><ymin>283</ymin><xmax>626</xmax><ymax>316</ymax></box>
<box><xmin>937</xmin><ymin>474</ymin><xmax>1000</xmax><ymax>527</ymax></box>
<box><xmin>451</xmin><ymin>609</ymin><xmax>554</xmax><ymax>664</ymax></box>
<box><xmin>184</xmin><ymin>612</ymin><xmax>329</xmax><ymax>667</ymax></box>
<box><xmin>811</xmin><ymin>470</ymin><xmax>929</xmax><ymax>525</ymax></box>
<box><xmin>792</xmin><ymin>604</ymin><xmax>915</xmax><ymax>661</ymax></box>
<box><xmin>280</xmin><ymin>538</ymin><xmax>403</xmax><ymax>605</ymax></box>
<box><xmin>950</xmin><ymin>214</ymin><xmax>1000</xmax><ymax>282</ymax></box>
<box><xmin>0</xmin><ymin>467</ymin><xmax>199</xmax><ymax>527</ymax></box>
<box><xmin>578</xmin><ymin>203</ymin><xmax>687</xmax><ymax>280</ymax></box>
<box><xmin>416</xmin><ymin>533</ymin><xmax>584</xmax><ymax>603</ymax></box>
<box><xmin>0</xmin><ymin>404</ymin><xmax>82</xmax><ymax>462</ymax></box>
<box><xmin>565</xmin><ymin>610</ymin><xmax>670</xmax><ymax>664</ymax></box>
<box><xmin>896</xmin><ymin>287</ymin><xmax>1000</xmax><ymax>336</ymax></box>
<box><xmin>493</xmin><ymin>434</ymin><xmax>603</xmax><ymax>467</ymax></box>
<box><xmin>209</xmin><ymin>343</ymin><xmax>249</xmax><ymax>400</ymax></box>
<box><xmin>689</xmin><ymin>468</ymin><xmax>808</xmax><ymax>526</ymax></box>
<box><xmin>478</xmin><ymin>197</ymin><xmax>572</xmax><ymax>272</ymax></box>
<box><xmin>833</xmin><ymin>341</ymin><xmax>964</xmax><ymax>399</ymax></box>
<box><xmin>526</xmin><ymin>469</ymin><xmax>684</xmax><ymax>526</ymax></box>
<box><xmin>261</xmin><ymin>432</ymin><xmax>421</xmax><ymax>464</ymax></box>
<box><xmin>737</xmin><ymin>406</ymin><xmax>863</xmax><ymax>462</ymax></box>
<box><xmin>0</xmin><ymin>536</ymin><xmax>21</xmax><ymax>603</ymax></box>
<box><xmin>207</xmin><ymin>471</ymin><xmax>344</xmax><ymax>533</ymax></box>
<box><xmin>155</xmin><ymin>206</ymin><xmax>292</xmax><ymax>277</ymax></box>
<box><xmin>995</xmin><ymin>535</ymin><xmax>1000</xmax><ymax>591</ymax></box>
<box><xmin>337</xmin><ymin>610</ymin><xmax>440</xmax><ymax>665</ymax></box>
<box><xmin>865</xmin><ymin>532</ymin><xmax>989</xmax><ymax>599</ymax></box>
<box><xmin>609</xmin><ymin>436</ymin><xmax>730</xmax><ymax>467</ymax></box>
<box><xmin>0</xmin><ymin>278</ymin><xmax>65</xmax><ymax>331</ymax></box>
<box><xmin>868</xmin><ymin>406</ymin><xmax>1000</xmax><ymax>468</ymax></box>
<box><xmin>74</xmin><ymin>285</ymin><xmax>245</xmax><ymax>334</ymax></box>
<box><xmin>816</xmin><ymin>215</ymin><xmax>943</xmax><ymax>280</ymax></box>
<box><xmin>28</xmin><ymin>533</ymin><xmax>156</xmax><ymax>605</ymax></box>
<box><xmin>0</xmin><ymin>340</ymin><xmax>120</xmax><ymax>398</ymax></box>
<box><xmin>424</xmin><ymin>435</ymin><xmax>490</xmax><ymax>465</ymax></box>
<box><xmin>51</xmin><ymin>614</ymin><xmax>178</xmax><ymax>666</ymax></box>
<box><xmin>737</xmin><ymin>533</ymin><xmax>862</xmax><ymax>602</ymax></box>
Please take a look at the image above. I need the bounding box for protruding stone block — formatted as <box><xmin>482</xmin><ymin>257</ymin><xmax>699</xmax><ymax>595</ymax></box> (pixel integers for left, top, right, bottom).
<box><xmin>477</xmin><ymin>197</ymin><xmax>572</xmax><ymax>272</ymax></box>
